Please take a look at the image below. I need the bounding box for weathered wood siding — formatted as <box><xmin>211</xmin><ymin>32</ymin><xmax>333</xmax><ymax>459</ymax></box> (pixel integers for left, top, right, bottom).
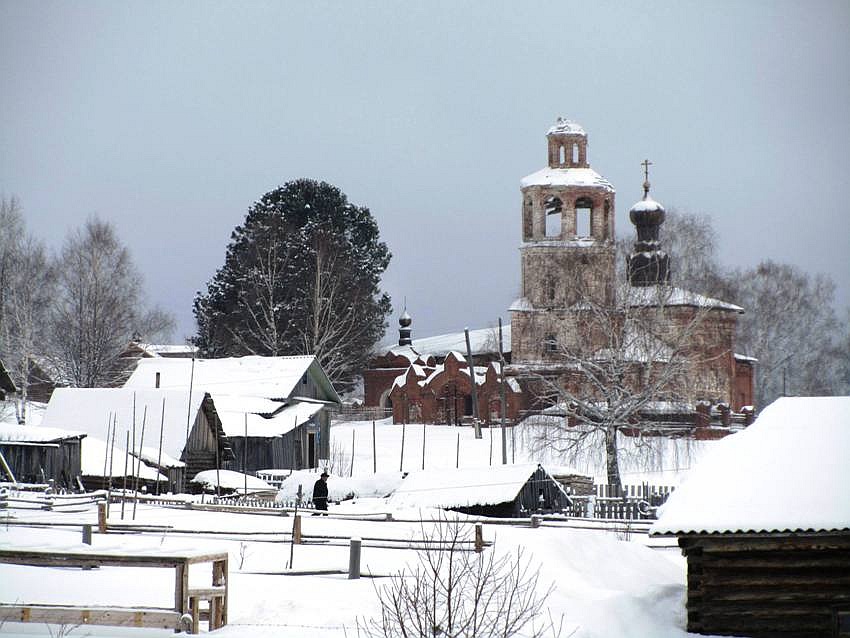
<box><xmin>680</xmin><ymin>533</ymin><xmax>850</xmax><ymax>638</ymax></box>
<box><xmin>0</xmin><ymin>439</ymin><xmax>82</xmax><ymax>487</ymax></box>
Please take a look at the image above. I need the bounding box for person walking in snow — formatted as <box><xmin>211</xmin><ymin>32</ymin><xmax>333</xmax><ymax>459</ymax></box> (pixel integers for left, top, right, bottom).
<box><xmin>312</xmin><ymin>470</ymin><xmax>329</xmax><ymax>515</ymax></box>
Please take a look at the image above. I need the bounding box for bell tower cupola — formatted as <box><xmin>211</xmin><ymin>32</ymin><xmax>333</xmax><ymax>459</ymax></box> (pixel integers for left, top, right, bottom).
<box><xmin>547</xmin><ymin>118</ymin><xmax>588</xmax><ymax>168</ymax></box>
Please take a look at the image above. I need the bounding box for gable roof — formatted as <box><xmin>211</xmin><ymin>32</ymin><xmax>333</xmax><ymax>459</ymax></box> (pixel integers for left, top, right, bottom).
<box><xmin>40</xmin><ymin>388</ymin><xmax>202</xmax><ymax>464</ymax></box>
<box><xmin>124</xmin><ymin>355</ymin><xmax>339</xmax><ymax>403</ymax></box>
<box><xmin>388</xmin><ymin>463</ymin><xmax>556</xmax><ymax>510</ymax></box>
<box><xmin>651</xmin><ymin>396</ymin><xmax>850</xmax><ymax>536</ymax></box>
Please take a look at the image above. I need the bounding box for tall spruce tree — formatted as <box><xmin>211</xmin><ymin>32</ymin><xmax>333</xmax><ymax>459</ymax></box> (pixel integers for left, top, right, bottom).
<box><xmin>193</xmin><ymin>179</ymin><xmax>392</xmax><ymax>389</ymax></box>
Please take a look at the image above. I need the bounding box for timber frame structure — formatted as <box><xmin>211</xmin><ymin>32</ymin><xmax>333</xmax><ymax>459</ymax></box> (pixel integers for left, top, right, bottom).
<box><xmin>677</xmin><ymin>531</ymin><xmax>850</xmax><ymax>637</ymax></box>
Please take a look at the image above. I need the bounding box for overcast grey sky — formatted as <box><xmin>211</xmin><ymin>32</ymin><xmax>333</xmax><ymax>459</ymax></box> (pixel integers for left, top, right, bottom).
<box><xmin>2</xmin><ymin>1</ymin><xmax>849</xmax><ymax>344</ymax></box>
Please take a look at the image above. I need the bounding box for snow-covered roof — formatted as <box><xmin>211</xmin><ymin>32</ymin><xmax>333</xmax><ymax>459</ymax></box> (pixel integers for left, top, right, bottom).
<box><xmin>629</xmin><ymin>197</ymin><xmax>665</xmax><ymax>214</ymax></box>
<box><xmin>627</xmin><ymin>285</ymin><xmax>743</xmax><ymax>313</ymax></box>
<box><xmin>651</xmin><ymin>396</ymin><xmax>850</xmax><ymax>536</ymax></box>
<box><xmin>80</xmin><ymin>436</ymin><xmax>167</xmax><ymax>480</ymax></box>
<box><xmin>40</xmin><ymin>388</ymin><xmax>203</xmax><ymax>463</ymax></box>
<box><xmin>191</xmin><ymin>469</ymin><xmax>273</xmax><ymax>492</ymax></box>
<box><xmin>547</xmin><ymin>118</ymin><xmax>585</xmax><ymax>136</ymax></box>
<box><xmin>520</xmin><ymin>167</ymin><xmax>614</xmax><ymax>191</ymax></box>
<box><xmin>0</xmin><ymin>424</ymin><xmax>85</xmax><ymax>444</ymax></box>
<box><xmin>125</xmin><ymin>355</ymin><xmax>339</xmax><ymax>403</ymax></box>
<box><xmin>135</xmin><ymin>343</ymin><xmax>198</xmax><ymax>357</ymax></box>
<box><xmin>509</xmin><ymin>297</ymin><xmax>534</xmax><ymax>312</ymax></box>
<box><xmin>388</xmin><ymin>463</ymin><xmax>550</xmax><ymax>510</ymax></box>
<box><xmin>384</xmin><ymin>325</ymin><xmax>510</xmax><ymax>359</ymax></box>
<box><xmin>212</xmin><ymin>396</ymin><xmax>323</xmax><ymax>438</ymax></box>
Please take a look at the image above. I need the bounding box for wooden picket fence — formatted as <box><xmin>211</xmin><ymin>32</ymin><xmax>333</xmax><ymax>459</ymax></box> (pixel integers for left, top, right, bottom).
<box><xmin>566</xmin><ymin>483</ymin><xmax>674</xmax><ymax>520</ymax></box>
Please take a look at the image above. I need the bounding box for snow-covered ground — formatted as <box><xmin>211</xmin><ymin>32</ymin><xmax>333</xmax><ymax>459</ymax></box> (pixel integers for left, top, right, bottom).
<box><xmin>0</xmin><ymin>416</ymin><xmax>727</xmax><ymax>636</ymax></box>
<box><xmin>1</xmin><ymin>498</ymin><xmax>699</xmax><ymax>637</ymax></box>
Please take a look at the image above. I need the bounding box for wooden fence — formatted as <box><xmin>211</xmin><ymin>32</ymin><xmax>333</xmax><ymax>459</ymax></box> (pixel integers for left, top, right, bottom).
<box><xmin>566</xmin><ymin>483</ymin><xmax>675</xmax><ymax>520</ymax></box>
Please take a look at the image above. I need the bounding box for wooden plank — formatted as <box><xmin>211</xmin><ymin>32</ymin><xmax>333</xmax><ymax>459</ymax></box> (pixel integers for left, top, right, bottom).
<box><xmin>0</xmin><ymin>604</ymin><xmax>180</xmax><ymax>629</ymax></box>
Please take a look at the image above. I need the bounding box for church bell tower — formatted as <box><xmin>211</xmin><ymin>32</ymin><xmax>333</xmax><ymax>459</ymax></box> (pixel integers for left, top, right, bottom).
<box><xmin>510</xmin><ymin>118</ymin><xmax>616</xmax><ymax>363</ymax></box>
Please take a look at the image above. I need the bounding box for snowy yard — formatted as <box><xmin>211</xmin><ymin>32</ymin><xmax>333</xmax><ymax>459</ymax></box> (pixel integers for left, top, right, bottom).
<box><xmin>1</xmin><ymin>498</ymin><xmax>697</xmax><ymax>638</ymax></box>
<box><xmin>0</xmin><ymin>416</ymin><xmax>726</xmax><ymax>637</ymax></box>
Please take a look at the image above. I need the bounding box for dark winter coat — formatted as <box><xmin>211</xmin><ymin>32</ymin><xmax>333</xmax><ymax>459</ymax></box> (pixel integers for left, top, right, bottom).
<box><xmin>312</xmin><ymin>477</ymin><xmax>328</xmax><ymax>510</ymax></box>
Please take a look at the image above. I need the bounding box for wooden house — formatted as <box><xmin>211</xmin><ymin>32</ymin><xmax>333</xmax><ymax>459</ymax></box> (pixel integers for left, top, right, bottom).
<box><xmin>125</xmin><ymin>355</ymin><xmax>340</xmax><ymax>476</ymax></box>
<box><xmin>651</xmin><ymin>396</ymin><xmax>850</xmax><ymax>638</ymax></box>
<box><xmin>40</xmin><ymin>388</ymin><xmax>195</xmax><ymax>493</ymax></box>
<box><xmin>388</xmin><ymin>463</ymin><xmax>574</xmax><ymax>518</ymax></box>
<box><xmin>0</xmin><ymin>425</ymin><xmax>85</xmax><ymax>487</ymax></box>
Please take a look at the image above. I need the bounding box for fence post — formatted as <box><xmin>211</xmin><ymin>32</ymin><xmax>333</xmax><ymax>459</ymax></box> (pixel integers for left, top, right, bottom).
<box><xmin>530</xmin><ymin>514</ymin><xmax>541</xmax><ymax>528</ymax></box>
<box><xmin>474</xmin><ymin>523</ymin><xmax>484</xmax><ymax>553</ymax></box>
<box><xmin>82</xmin><ymin>524</ymin><xmax>92</xmax><ymax>545</ymax></box>
<box><xmin>97</xmin><ymin>501</ymin><xmax>107</xmax><ymax>533</ymax></box>
<box><xmin>293</xmin><ymin>515</ymin><xmax>302</xmax><ymax>544</ymax></box>
<box><xmin>348</xmin><ymin>537</ymin><xmax>362</xmax><ymax>579</ymax></box>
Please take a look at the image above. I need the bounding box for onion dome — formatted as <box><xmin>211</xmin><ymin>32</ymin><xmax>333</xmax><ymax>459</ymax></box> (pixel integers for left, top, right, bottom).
<box><xmin>628</xmin><ymin>161</ymin><xmax>671</xmax><ymax>287</ymax></box>
<box><xmin>398</xmin><ymin>309</ymin><xmax>413</xmax><ymax>346</ymax></box>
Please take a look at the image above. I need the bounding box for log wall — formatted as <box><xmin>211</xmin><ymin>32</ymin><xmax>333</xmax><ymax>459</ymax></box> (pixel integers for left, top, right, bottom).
<box><xmin>680</xmin><ymin>533</ymin><xmax>850</xmax><ymax>638</ymax></box>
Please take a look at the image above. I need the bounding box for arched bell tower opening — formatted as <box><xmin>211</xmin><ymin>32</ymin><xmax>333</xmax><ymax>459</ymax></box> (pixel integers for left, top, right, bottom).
<box><xmin>511</xmin><ymin>117</ymin><xmax>617</xmax><ymax>363</ymax></box>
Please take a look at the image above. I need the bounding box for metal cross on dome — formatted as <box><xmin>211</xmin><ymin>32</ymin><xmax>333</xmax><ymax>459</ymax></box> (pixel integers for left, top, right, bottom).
<box><xmin>641</xmin><ymin>158</ymin><xmax>653</xmax><ymax>198</ymax></box>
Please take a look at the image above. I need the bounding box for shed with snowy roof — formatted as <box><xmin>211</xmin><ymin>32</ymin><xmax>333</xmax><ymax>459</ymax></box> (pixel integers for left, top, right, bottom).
<box><xmin>389</xmin><ymin>463</ymin><xmax>573</xmax><ymax>518</ymax></box>
<box><xmin>650</xmin><ymin>396</ymin><xmax>850</xmax><ymax>638</ymax></box>
<box><xmin>0</xmin><ymin>424</ymin><xmax>85</xmax><ymax>487</ymax></box>
<box><xmin>125</xmin><ymin>355</ymin><xmax>340</xmax><ymax>475</ymax></box>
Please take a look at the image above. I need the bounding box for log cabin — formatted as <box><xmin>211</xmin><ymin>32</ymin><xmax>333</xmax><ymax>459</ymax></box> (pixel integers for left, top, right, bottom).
<box><xmin>651</xmin><ymin>396</ymin><xmax>850</xmax><ymax>638</ymax></box>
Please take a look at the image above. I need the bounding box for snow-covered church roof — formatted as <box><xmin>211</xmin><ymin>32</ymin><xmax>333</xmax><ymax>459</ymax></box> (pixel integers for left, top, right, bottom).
<box><xmin>520</xmin><ymin>167</ymin><xmax>614</xmax><ymax>191</ymax></box>
<box><xmin>384</xmin><ymin>325</ymin><xmax>511</xmax><ymax>359</ymax></box>
<box><xmin>651</xmin><ymin>396</ymin><xmax>850</xmax><ymax>536</ymax></box>
<box><xmin>627</xmin><ymin>285</ymin><xmax>743</xmax><ymax>313</ymax></box>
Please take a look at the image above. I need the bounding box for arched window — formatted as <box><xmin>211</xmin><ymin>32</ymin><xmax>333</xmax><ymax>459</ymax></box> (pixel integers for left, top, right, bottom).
<box><xmin>559</xmin><ymin>145</ymin><xmax>565</xmax><ymax>165</ymax></box>
<box><xmin>572</xmin><ymin>143</ymin><xmax>579</xmax><ymax>164</ymax></box>
<box><xmin>575</xmin><ymin>197</ymin><xmax>592</xmax><ymax>237</ymax></box>
<box><xmin>548</xmin><ymin>278</ymin><xmax>557</xmax><ymax>303</ymax></box>
<box><xmin>544</xmin><ymin>196</ymin><xmax>562</xmax><ymax>237</ymax></box>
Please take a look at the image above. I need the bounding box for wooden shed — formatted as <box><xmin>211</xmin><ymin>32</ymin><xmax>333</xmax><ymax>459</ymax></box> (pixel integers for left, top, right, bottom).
<box><xmin>124</xmin><ymin>355</ymin><xmax>340</xmax><ymax>476</ymax></box>
<box><xmin>651</xmin><ymin>396</ymin><xmax>850</xmax><ymax>638</ymax></box>
<box><xmin>388</xmin><ymin>463</ymin><xmax>574</xmax><ymax>518</ymax></box>
<box><xmin>0</xmin><ymin>425</ymin><xmax>85</xmax><ymax>487</ymax></box>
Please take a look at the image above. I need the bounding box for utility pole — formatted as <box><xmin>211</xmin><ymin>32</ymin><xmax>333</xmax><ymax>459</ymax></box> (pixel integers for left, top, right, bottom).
<box><xmin>464</xmin><ymin>327</ymin><xmax>482</xmax><ymax>439</ymax></box>
<box><xmin>499</xmin><ymin>318</ymin><xmax>508</xmax><ymax>465</ymax></box>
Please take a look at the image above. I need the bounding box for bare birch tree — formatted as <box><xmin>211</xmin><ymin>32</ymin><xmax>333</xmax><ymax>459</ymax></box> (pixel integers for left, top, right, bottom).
<box><xmin>46</xmin><ymin>216</ymin><xmax>173</xmax><ymax>387</ymax></box>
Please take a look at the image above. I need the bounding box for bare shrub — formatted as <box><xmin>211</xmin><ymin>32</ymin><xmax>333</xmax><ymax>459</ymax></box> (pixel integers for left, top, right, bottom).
<box><xmin>360</xmin><ymin>515</ymin><xmax>563</xmax><ymax>638</ymax></box>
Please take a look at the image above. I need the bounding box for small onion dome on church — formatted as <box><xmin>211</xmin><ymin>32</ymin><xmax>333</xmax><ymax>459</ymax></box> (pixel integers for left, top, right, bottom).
<box><xmin>398</xmin><ymin>310</ymin><xmax>413</xmax><ymax>346</ymax></box>
<box><xmin>629</xmin><ymin>196</ymin><xmax>666</xmax><ymax>228</ymax></box>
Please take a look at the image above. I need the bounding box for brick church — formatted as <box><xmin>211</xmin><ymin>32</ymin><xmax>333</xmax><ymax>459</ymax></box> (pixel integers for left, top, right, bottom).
<box><xmin>364</xmin><ymin>118</ymin><xmax>754</xmax><ymax>429</ymax></box>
